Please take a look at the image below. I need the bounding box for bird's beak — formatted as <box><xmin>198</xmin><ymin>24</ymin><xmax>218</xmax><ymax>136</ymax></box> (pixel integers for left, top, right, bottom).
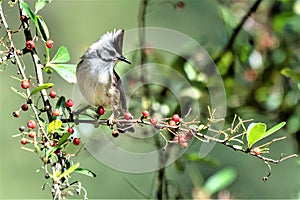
<box><xmin>118</xmin><ymin>55</ymin><xmax>131</xmax><ymax>65</ymax></box>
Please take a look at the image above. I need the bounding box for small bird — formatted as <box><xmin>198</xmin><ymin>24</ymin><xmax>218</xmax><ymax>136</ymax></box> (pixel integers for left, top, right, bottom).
<box><xmin>76</xmin><ymin>29</ymin><xmax>134</xmax><ymax>132</ymax></box>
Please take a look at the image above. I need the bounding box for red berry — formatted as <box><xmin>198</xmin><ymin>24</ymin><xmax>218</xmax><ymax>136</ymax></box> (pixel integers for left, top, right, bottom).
<box><xmin>112</xmin><ymin>130</ymin><xmax>119</xmax><ymax>138</ymax></box>
<box><xmin>73</xmin><ymin>138</ymin><xmax>80</xmax><ymax>145</ymax></box>
<box><xmin>20</xmin><ymin>15</ymin><xmax>27</xmax><ymax>21</ymax></box>
<box><xmin>150</xmin><ymin>118</ymin><xmax>158</xmax><ymax>126</ymax></box>
<box><xmin>21</xmin><ymin>138</ymin><xmax>27</xmax><ymax>145</ymax></box>
<box><xmin>21</xmin><ymin>80</ymin><xmax>30</xmax><ymax>89</ymax></box>
<box><xmin>13</xmin><ymin>111</ymin><xmax>20</xmax><ymax>118</ymax></box>
<box><xmin>65</xmin><ymin>99</ymin><xmax>74</xmax><ymax>107</ymax></box>
<box><xmin>142</xmin><ymin>110</ymin><xmax>149</xmax><ymax>117</ymax></box>
<box><xmin>124</xmin><ymin>112</ymin><xmax>132</xmax><ymax>120</ymax></box>
<box><xmin>25</xmin><ymin>40</ymin><xmax>35</xmax><ymax>50</ymax></box>
<box><xmin>46</xmin><ymin>40</ymin><xmax>54</xmax><ymax>48</ymax></box>
<box><xmin>29</xmin><ymin>131</ymin><xmax>36</xmax><ymax>138</ymax></box>
<box><xmin>19</xmin><ymin>126</ymin><xmax>25</xmax><ymax>132</ymax></box>
<box><xmin>21</xmin><ymin>104</ymin><xmax>29</xmax><ymax>111</ymax></box>
<box><xmin>172</xmin><ymin>114</ymin><xmax>181</xmax><ymax>123</ymax></box>
<box><xmin>253</xmin><ymin>147</ymin><xmax>261</xmax><ymax>155</ymax></box>
<box><xmin>168</xmin><ymin>120</ymin><xmax>176</xmax><ymax>127</ymax></box>
<box><xmin>67</xmin><ymin>127</ymin><xmax>74</xmax><ymax>134</ymax></box>
<box><xmin>27</xmin><ymin>120</ymin><xmax>36</xmax><ymax>129</ymax></box>
<box><xmin>52</xmin><ymin>109</ymin><xmax>60</xmax><ymax>117</ymax></box>
<box><xmin>97</xmin><ymin>106</ymin><xmax>105</xmax><ymax>115</ymax></box>
<box><xmin>176</xmin><ymin>1</ymin><xmax>185</xmax><ymax>8</ymax></box>
<box><xmin>49</xmin><ymin>90</ymin><xmax>56</xmax><ymax>98</ymax></box>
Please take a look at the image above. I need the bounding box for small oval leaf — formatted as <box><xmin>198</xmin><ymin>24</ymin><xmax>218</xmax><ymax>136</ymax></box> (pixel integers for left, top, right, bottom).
<box><xmin>30</xmin><ymin>83</ymin><xmax>54</xmax><ymax>96</ymax></box>
<box><xmin>50</xmin><ymin>46</ymin><xmax>70</xmax><ymax>63</ymax></box>
<box><xmin>51</xmin><ymin>64</ymin><xmax>77</xmax><ymax>83</ymax></box>
<box><xmin>36</xmin><ymin>15</ymin><xmax>49</xmax><ymax>41</ymax></box>
<box><xmin>247</xmin><ymin>122</ymin><xmax>267</xmax><ymax>148</ymax></box>
<box><xmin>75</xmin><ymin>168</ymin><xmax>96</xmax><ymax>177</ymax></box>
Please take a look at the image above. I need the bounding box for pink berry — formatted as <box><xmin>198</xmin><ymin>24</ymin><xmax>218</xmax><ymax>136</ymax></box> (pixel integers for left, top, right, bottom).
<box><xmin>29</xmin><ymin>131</ymin><xmax>36</xmax><ymax>138</ymax></box>
<box><xmin>142</xmin><ymin>110</ymin><xmax>150</xmax><ymax>117</ymax></box>
<box><xmin>150</xmin><ymin>118</ymin><xmax>158</xmax><ymax>126</ymax></box>
<box><xmin>25</xmin><ymin>40</ymin><xmax>35</xmax><ymax>50</ymax></box>
<box><xmin>253</xmin><ymin>147</ymin><xmax>261</xmax><ymax>155</ymax></box>
<box><xmin>168</xmin><ymin>120</ymin><xmax>176</xmax><ymax>127</ymax></box>
<box><xmin>27</xmin><ymin>120</ymin><xmax>36</xmax><ymax>129</ymax></box>
<box><xmin>124</xmin><ymin>112</ymin><xmax>132</xmax><ymax>120</ymax></box>
<box><xmin>46</xmin><ymin>40</ymin><xmax>54</xmax><ymax>48</ymax></box>
<box><xmin>65</xmin><ymin>99</ymin><xmax>74</xmax><ymax>107</ymax></box>
<box><xmin>21</xmin><ymin>80</ymin><xmax>30</xmax><ymax>89</ymax></box>
<box><xmin>52</xmin><ymin>109</ymin><xmax>60</xmax><ymax>117</ymax></box>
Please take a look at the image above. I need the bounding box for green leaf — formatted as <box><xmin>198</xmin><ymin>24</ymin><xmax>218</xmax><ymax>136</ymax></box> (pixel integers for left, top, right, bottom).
<box><xmin>57</xmin><ymin>132</ymin><xmax>71</xmax><ymax>146</ymax></box>
<box><xmin>51</xmin><ymin>64</ymin><xmax>77</xmax><ymax>83</ymax></box>
<box><xmin>50</xmin><ymin>46</ymin><xmax>70</xmax><ymax>63</ymax></box>
<box><xmin>75</xmin><ymin>168</ymin><xmax>96</xmax><ymax>177</ymax></box>
<box><xmin>265</xmin><ymin>122</ymin><xmax>286</xmax><ymax>138</ymax></box>
<box><xmin>10</xmin><ymin>87</ymin><xmax>27</xmax><ymax>99</ymax></box>
<box><xmin>203</xmin><ymin>167</ymin><xmax>237</xmax><ymax>196</ymax></box>
<box><xmin>36</xmin><ymin>15</ymin><xmax>49</xmax><ymax>41</ymax></box>
<box><xmin>21</xmin><ymin>2</ymin><xmax>37</xmax><ymax>25</ymax></box>
<box><xmin>53</xmin><ymin>96</ymin><xmax>66</xmax><ymax>120</ymax></box>
<box><xmin>46</xmin><ymin>145</ymin><xmax>59</xmax><ymax>158</ymax></box>
<box><xmin>30</xmin><ymin>83</ymin><xmax>54</xmax><ymax>96</ymax></box>
<box><xmin>48</xmin><ymin>119</ymin><xmax>62</xmax><ymax>133</ymax></box>
<box><xmin>246</xmin><ymin>123</ymin><xmax>267</xmax><ymax>148</ymax></box>
<box><xmin>58</xmin><ymin>162</ymin><xmax>80</xmax><ymax>180</ymax></box>
<box><xmin>281</xmin><ymin>68</ymin><xmax>300</xmax><ymax>82</ymax></box>
<box><xmin>35</xmin><ymin>0</ymin><xmax>51</xmax><ymax>13</ymax></box>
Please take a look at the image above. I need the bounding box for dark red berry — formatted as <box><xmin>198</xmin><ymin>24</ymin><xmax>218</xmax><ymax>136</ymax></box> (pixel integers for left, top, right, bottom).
<box><xmin>112</xmin><ymin>130</ymin><xmax>119</xmax><ymax>138</ymax></box>
<box><xmin>29</xmin><ymin>131</ymin><xmax>36</xmax><ymax>138</ymax></box>
<box><xmin>124</xmin><ymin>112</ymin><xmax>132</xmax><ymax>120</ymax></box>
<box><xmin>19</xmin><ymin>126</ymin><xmax>25</xmax><ymax>132</ymax></box>
<box><xmin>27</xmin><ymin>120</ymin><xmax>36</xmax><ymax>129</ymax></box>
<box><xmin>21</xmin><ymin>138</ymin><xmax>27</xmax><ymax>145</ymax></box>
<box><xmin>65</xmin><ymin>99</ymin><xmax>74</xmax><ymax>107</ymax></box>
<box><xmin>21</xmin><ymin>80</ymin><xmax>30</xmax><ymax>89</ymax></box>
<box><xmin>52</xmin><ymin>109</ymin><xmax>60</xmax><ymax>117</ymax></box>
<box><xmin>67</xmin><ymin>127</ymin><xmax>74</xmax><ymax>134</ymax></box>
<box><xmin>25</xmin><ymin>40</ymin><xmax>35</xmax><ymax>50</ymax></box>
<box><xmin>176</xmin><ymin>1</ymin><xmax>185</xmax><ymax>8</ymax></box>
<box><xmin>45</xmin><ymin>173</ymin><xmax>50</xmax><ymax>179</ymax></box>
<box><xmin>150</xmin><ymin>118</ymin><xmax>158</xmax><ymax>126</ymax></box>
<box><xmin>13</xmin><ymin>111</ymin><xmax>20</xmax><ymax>118</ymax></box>
<box><xmin>21</xmin><ymin>104</ymin><xmax>29</xmax><ymax>111</ymax></box>
<box><xmin>49</xmin><ymin>90</ymin><xmax>56</xmax><ymax>98</ymax></box>
<box><xmin>20</xmin><ymin>15</ymin><xmax>27</xmax><ymax>21</ymax></box>
<box><xmin>142</xmin><ymin>110</ymin><xmax>149</xmax><ymax>117</ymax></box>
<box><xmin>73</xmin><ymin>138</ymin><xmax>80</xmax><ymax>145</ymax></box>
<box><xmin>97</xmin><ymin>106</ymin><xmax>105</xmax><ymax>115</ymax></box>
<box><xmin>172</xmin><ymin>114</ymin><xmax>181</xmax><ymax>123</ymax></box>
<box><xmin>45</xmin><ymin>40</ymin><xmax>54</xmax><ymax>48</ymax></box>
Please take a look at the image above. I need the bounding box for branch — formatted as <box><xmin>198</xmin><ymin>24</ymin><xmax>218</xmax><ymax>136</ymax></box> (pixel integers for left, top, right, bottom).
<box><xmin>214</xmin><ymin>0</ymin><xmax>263</xmax><ymax>63</ymax></box>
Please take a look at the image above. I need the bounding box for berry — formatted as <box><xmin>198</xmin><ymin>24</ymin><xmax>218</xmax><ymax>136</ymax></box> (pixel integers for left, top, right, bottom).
<box><xmin>67</xmin><ymin>127</ymin><xmax>74</xmax><ymax>134</ymax></box>
<box><xmin>176</xmin><ymin>1</ymin><xmax>185</xmax><ymax>8</ymax></box>
<box><xmin>21</xmin><ymin>104</ymin><xmax>29</xmax><ymax>111</ymax></box>
<box><xmin>49</xmin><ymin>90</ymin><xmax>56</xmax><ymax>98</ymax></box>
<box><xmin>20</xmin><ymin>15</ymin><xmax>27</xmax><ymax>21</ymax></box>
<box><xmin>13</xmin><ymin>111</ymin><xmax>20</xmax><ymax>118</ymax></box>
<box><xmin>168</xmin><ymin>120</ymin><xmax>176</xmax><ymax>127</ymax></box>
<box><xmin>180</xmin><ymin>141</ymin><xmax>188</xmax><ymax>148</ymax></box>
<box><xmin>253</xmin><ymin>147</ymin><xmax>261</xmax><ymax>155</ymax></box>
<box><xmin>172</xmin><ymin>114</ymin><xmax>181</xmax><ymax>123</ymax></box>
<box><xmin>73</xmin><ymin>138</ymin><xmax>80</xmax><ymax>145</ymax></box>
<box><xmin>97</xmin><ymin>106</ymin><xmax>105</xmax><ymax>115</ymax></box>
<box><xmin>112</xmin><ymin>130</ymin><xmax>119</xmax><ymax>138</ymax></box>
<box><xmin>173</xmin><ymin>136</ymin><xmax>179</xmax><ymax>144</ymax></box>
<box><xmin>45</xmin><ymin>40</ymin><xmax>54</xmax><ymax>48</ymax></box>
<box><xmin>25</xmin><ymin>40</ymin><xmax>35</xmax><ymax>50</ymax></box>
<box><xmin>150</xmin><ymin>118</ymin><xmax>158</xmax><ymax>126</ymax></box>
<box><xmin>21</xmin><ymin>80</ymin><xmax>30</xmax><ymax>89</ymax></box>
<box><xmin>19</xmin><ymin>126</ymin><xmax>25</xmax><ymax>132</ymax></box>
<box><xmin>52</xmin><ymin>109</ymin><xmax>60</xmax><ymax>117</ymax></box>
<box><xmin>124</xmin><ymin>112</ymin><xmax>132</xmax><ymax>120</ymax></box>
<box><xmin>65</xmin><ymin>99</ymin><xmax>74</xmax><ymax>107</ymax></box>
<box><xmin>27</xmin><ymin>120</ymin><xmax>36</xmax><ymax>129</ymax></box>
<box><xmin>21</xmin><ymin>138</ymin><xmax>27</xmax><ymax>145</ymax></box>
<box><xmin>29</xmin><ymin>131</ymin><xmax>36</xmax><ymax>138</ymax></box>
<box><xmin>142</xmin><ymin>110</ymin><xmax>149</xmax><ymax>117</ymax></box>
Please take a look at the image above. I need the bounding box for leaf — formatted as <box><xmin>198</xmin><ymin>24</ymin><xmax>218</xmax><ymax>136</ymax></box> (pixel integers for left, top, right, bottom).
<box><xmin>203</xmin><ymin>167</ymin><xmax>237</xmax><ymax>196</ymax></box>
<box><xmin>48</xmin><ymin>119</ymin><xmax>62</xmax><ymax>133</ymax></box>
<box><xmin>265</xmin><ymin>122</ymin><xmax>286</xmax><ymax>138</ymax></box>
<box><xmin>35</xmin><ymin>0</ymin><xmax>51</xmax><ymax>13</ymax></box>
<box><xmin>281</xmin><ymin>68</ymin><xmax>300</xmax><ymax>82</ymax></box>
<box><xmin>58</xmin><ymin>162</ymin><xmax>80</xmax><ymax>180</ymax></box>
<box><xmin>57</xmin><ymin>132</ymin><xmax>71</xmax><ymax>146</ymax></box>
<box><xmin>46</xmin><ymin>146</ymin><xmax>59</xmax><ymax>158</ymax></box>
<box><xmin>53</xmin><ymin>96</ymin><xmax>66</xmax><ymax>120</ymax></box>
<box><xmin>246</xmin><ymin>123</ymin><xmax>267</xmax><ymax>148</ymax></box>
<box><xmin>75</xmin><ymin>168</ymin><xmax>96</xmax><ymax>177</ymax></box>
<box><xmin>51</xmin><ymin>64</ymin><xmax>77</xmax><ymax>83</ymax></box>
<box><xmin>50</xmin><ymin>46</ymin><xmax>70</xmax><ymax>63</ymax></box>
<box><xmin>36</xmin><ymin>15</ymin><xmax>49</xmax><ymax>41</ymax></box>
<box><xmin>30</xmin><ymin>83</ymin><xmax>54</xmax><ymax>96</ymax></box>
<box><xmin>21</xmin><ymin>2</ymin><xmax>37</xmax><ymax>25</ymax></box>
<box><xmin>10</xmin><ymin>87</ymin><xmax>27</xmax><ymax>99</ymax></box>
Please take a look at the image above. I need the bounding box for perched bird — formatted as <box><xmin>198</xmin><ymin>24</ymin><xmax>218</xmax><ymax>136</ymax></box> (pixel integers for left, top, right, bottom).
<box><xmin>76</xmin><ymin>29</ymin><xmax>134</xmax><ymax>132</ymax></box>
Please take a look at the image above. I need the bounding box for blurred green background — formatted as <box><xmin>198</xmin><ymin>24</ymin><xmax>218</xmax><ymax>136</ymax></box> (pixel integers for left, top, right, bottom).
<box><xmin>0</xmin><ymin>0</ymin><xmax>299</xmax><ymax>199</ymax></box>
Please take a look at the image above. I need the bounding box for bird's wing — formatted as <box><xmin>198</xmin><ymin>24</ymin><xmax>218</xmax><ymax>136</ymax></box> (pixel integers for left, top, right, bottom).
<box><xmin>114</xmin><ymin>70</ymin><xmax>127</xmax><ymax>110</ymax></box>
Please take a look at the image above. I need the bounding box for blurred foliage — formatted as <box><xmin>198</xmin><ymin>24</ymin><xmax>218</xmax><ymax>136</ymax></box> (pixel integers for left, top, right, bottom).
<box><xmin>0</xmin><ymin>0</ymin><xmax>299</xmax><ymax>199</ymax></box>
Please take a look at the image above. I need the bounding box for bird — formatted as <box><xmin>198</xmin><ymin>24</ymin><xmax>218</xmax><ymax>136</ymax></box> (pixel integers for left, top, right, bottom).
<box><xmin>76</xmin><ymin>29</ymin><xmax>134</xmax><ymax>132</ymax></box>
